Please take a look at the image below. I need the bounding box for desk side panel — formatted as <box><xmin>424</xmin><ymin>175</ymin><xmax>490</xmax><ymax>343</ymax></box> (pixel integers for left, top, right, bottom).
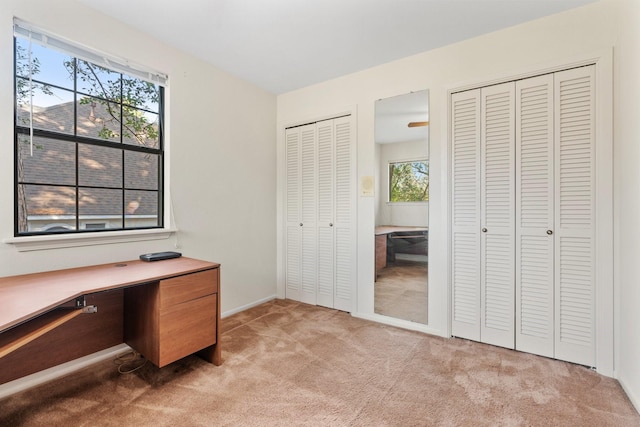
<box><xmin>123</xmin><ymin>282</ymin><xmax>159</xmax><ymax>364</ymax></box>
<box><xmin>0</xmin><ymin>290</ymin><xmax>123</xmax><ymax>385</ymax></box>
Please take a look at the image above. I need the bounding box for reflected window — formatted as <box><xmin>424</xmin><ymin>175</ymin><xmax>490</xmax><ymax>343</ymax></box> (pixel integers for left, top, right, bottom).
<box><xmin>388</xmin><ymin>160</ymin><xmax>429</xmax><ymax>202</ymax></box>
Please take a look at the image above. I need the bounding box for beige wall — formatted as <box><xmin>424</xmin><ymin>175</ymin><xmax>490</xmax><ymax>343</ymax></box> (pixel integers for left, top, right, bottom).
<box><xmin>0</xmin><ymin>0</ymin><xmax>277</xmax><ymax>314</ymax></box>
<box><xmin>613</xmin><ymin>0</ymin><xmax>640</xmax><ymax>412</ymax></box>
<box><xmin>277</xmin><ymin>0</ymin><xmax>638</xmax><ymax>408</ymax></box>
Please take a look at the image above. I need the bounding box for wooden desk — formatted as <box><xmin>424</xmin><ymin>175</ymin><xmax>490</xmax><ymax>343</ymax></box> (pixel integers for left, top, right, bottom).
<box><xmin>0</xmin><ymin>257</ymin><xmax>221</xmax><ymax>384</ymax></box>
<box><xmin>375</xmin><ymin>226</ymin><xmax>428</xmax><ymax>279</ymax></box>
<box><xmin>375</xmin><ymin>225</ymin><xmax>428</xmax><ymax>236</ymax></box>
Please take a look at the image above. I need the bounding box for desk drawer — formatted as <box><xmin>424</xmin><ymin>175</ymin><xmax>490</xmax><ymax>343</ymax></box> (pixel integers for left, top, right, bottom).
<box><xmin>159</xmin><ymin>269</ymin><xmax>218</xmax><ymax>308</ymax></box>
<box><xmin>158</xmin><ymin>294</ymin><xmax>217</xmax><ymax>367</ymax></box>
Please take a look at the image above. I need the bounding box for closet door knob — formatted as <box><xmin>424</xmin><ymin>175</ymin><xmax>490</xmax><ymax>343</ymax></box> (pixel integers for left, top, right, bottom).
<box><xmin>329</xmin><ymin>223</ymin><xmax>333</xmax><ymax>227</ymax></box>
<box><xmin>547</xmin><ymin>229</ymin><xmax>553</xmax><ymax>235</ymax></box>
<box><xmin>300</xmin><ymin>223</ymin><xmax>303</xmax><ymax>226</ymax></box>
<box><xmin>482</xmin><ymin>228</ymin><xmax>487</xmax><ymax>233</ymax></box>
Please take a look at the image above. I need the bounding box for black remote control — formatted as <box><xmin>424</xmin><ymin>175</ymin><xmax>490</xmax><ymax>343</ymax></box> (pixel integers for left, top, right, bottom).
<box><xmin>139</xmin><ymin>251</ymin><xmax>182</xmax><ymax>262</ymax></box>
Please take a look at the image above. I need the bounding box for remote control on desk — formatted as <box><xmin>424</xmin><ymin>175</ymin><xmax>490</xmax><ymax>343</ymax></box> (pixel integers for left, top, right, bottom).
<box><xmin>139</xmin><ymin>251</ymin><xmax>182</xmax><ymax>262</ymax></box>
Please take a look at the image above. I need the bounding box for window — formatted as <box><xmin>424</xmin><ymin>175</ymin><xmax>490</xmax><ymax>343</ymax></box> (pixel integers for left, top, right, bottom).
<box><xmin>13</xmin><ymin>22</ymin><xmax>166</xmax><ymax>236</ymax></box>
<box><xmin>388</xmin><ymin>160</ymin><xmax>429</xmax><ymax>202</ymax></box>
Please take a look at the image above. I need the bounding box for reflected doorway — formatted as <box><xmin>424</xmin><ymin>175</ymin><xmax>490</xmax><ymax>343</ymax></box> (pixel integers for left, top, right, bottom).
<box><xmin>374</xmin><ymin>90</ymin><xmax>429</xmax><ymax>324</ymax></box>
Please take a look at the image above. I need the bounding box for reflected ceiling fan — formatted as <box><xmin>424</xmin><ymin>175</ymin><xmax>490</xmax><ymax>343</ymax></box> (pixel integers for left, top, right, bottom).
<box><xmin>408</xmin><ymin>121</ymin><xmax>429</xmax><ymax>127</ymax></box>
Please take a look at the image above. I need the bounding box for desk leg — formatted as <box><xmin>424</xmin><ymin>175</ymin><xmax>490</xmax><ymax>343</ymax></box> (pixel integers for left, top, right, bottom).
<box><xmin>375</xmin><ymin>234</ymin><xmax>387</xmax><ymax>281</ymax></box>
<box><xmin>197</xmin><ymin>287</ymin><xmax>222</xmax><ymax>366</ymax></box>
<box><xmin>197</xmin><ymin>343</ymin><xmax>221</xmax><ymax>366</ymax></box>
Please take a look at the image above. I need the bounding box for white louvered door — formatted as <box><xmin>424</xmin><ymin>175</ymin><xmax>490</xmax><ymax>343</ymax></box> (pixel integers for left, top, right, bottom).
<box><xmin>553</xmin><ymin>66</ymin><xmax>595</xmax><ymax>367</ymax></box>
<box><xmin>451</xmin><ymin>89</ymin><xmax>482</xmax><ymax>341</ymax></box>
<box><xmin>516</xmin><ymin>74</ymin><xmax>555</xmax><ymax>358</ymax></box>
<box><xmin>285</xmin><ymin>126</ymin><xmax>302</xmax><ymax>302</ymax></box>
<box><xmin>316</xmin><ymin>120</ymin><xmax>335</xmax><ymax>309</ymax></box>
<box><xmin>285</xmin><ymin>116</ymin><xmax>355</xmax><ymax>312</ymax></box>
<box><xmin>333</xmin><ymin>116</ymin><xmax>356</xmax><ymax>312</ymax></box>
<box><xmin>300</xmin><ymin>125</ymin><xmax>318</xmax><ymax>305</ymax></box>
<box><xmin>480</xmin><ymin>83</ymin><xmax>515</xmax><ymax>349</ymax></box>
<box><xmin>451</xmin><ymin>66</ymin><xmax>596</xmax><ymax>366</ymax></box>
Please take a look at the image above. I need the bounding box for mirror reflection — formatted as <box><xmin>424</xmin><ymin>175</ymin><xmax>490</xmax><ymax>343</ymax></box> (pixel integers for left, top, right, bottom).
<box><xmin>374</xmin><ymin>90</ymin><xmax>429</xmax><ymax>324</ymax></box>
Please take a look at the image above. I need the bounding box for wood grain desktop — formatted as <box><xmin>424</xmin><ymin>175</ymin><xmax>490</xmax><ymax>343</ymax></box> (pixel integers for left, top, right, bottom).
<box><xmin>0</xmin><ymin>257</ymin><xmax>221</xmax><ymax>384</ymax></box>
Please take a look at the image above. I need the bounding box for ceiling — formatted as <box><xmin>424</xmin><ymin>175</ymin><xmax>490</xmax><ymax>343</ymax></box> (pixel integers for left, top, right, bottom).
<box><xmin>77</xmin><ymin>0</ymin><xmax>595</xmax><ymax>95</ymax></box>
<box><xmin>375</xmin><ymin>90</ymin><xmax>429</xmax><ymax>145</ymax></box>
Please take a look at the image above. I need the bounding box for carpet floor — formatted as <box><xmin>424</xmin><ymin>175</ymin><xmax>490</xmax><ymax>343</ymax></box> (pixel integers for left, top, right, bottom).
<box><xmin>1</xmin><ymin>299</ymin><xmax>638</xmax><ymax>426</ymax></box>
<box><xmin>375</xmin><ymin>260</ymin><xmax>428</xmax><ymax>324</ymax></box>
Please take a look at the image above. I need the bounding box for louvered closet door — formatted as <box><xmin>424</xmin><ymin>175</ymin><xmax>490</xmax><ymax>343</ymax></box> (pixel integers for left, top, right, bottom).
<box><xmin>316</xmin><ymin>119</ymin><xmax>335</xmax><ymax>309</ymax></box>
<box><xmin>451</xmin><ymin>89</ymin><xmax>482</xmax><ymax>341</ymax></box>
<box><xmin>515</xmin><ymin>74</ymin><xmax>555</xmax><ymax>358</ymax></box>
<box><xmin>554</xmin><ymin>66</ymin><xmax>595</xmax><ymax>367</ymax></box>
<box><xmin>300</xmin><ymin>125</ymin><xmax>318</xmax><ymax>305</ymax></box>
<box><xmin>480</xmin><ymin>82</ymin><xmax>515</xmax><ymax>349</ymax></box>
<box><xmin>332</xmin><ymin>115</ymin><xmax>355</xmax><ymax>312</ymax></box>
<box><xmin>285</xmin><ymin>127</ymin><xmax>302</xmax><ymax>301</ymax></box>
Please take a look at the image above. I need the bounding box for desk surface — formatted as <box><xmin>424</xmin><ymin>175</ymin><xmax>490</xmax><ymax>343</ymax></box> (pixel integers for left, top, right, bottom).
<box><xmin>0</xmin><ymin>257</ymin><xmax>219</xmax><ymax>333</ymax></box>
<box><xmin>375</xmin><ymin>225</ymin><xmax>428</xmax><ymax>235</ymax></box>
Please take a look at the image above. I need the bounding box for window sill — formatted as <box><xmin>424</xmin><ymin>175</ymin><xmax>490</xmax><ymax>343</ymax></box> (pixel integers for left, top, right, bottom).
<box><xmin>385</xmin><ymin>201</ymin><xmax>429</xmax><ymax>206</ymax></box>
<box><xmin>3</xmin><ymin>228</ymin><xmax>177</xmax><ymax>252</ymax></box>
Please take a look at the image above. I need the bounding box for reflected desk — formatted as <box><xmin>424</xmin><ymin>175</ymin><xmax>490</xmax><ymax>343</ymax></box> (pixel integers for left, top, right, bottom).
<box><xmin>0</xmin><ymin>257</ymin><xmax>221</xmax><ymax>385</ymax></box>
<box><xmin>375</xmin><ymin>226</ymin><xmax>428</xmax><ymax>280</ymax></box>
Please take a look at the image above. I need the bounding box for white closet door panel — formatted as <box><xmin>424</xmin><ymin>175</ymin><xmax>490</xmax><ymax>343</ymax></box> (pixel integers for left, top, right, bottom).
<box><xmin>285</xmin><ymin>225</ymin><xmax>301</xmax><ymax>301</ymax></box>
<box><xmin>334</xmin><ymin>117</ymin><xmax>354</xmax><ymax>226</ymax></box>
<box><xmin>285</xmin><ymin>127</ymin><xmax>302</xmax><ymax>302</ymax></box>
<box><xmin>301</xmin><ymin>126</ymin><xmax>317</xmax><ymax>224</ymax></box>
<box><xmin>317</xmin><ymin>226</ymin><xmax>334</xmax><ymax>308</ymax></box>
<box><xmin>316</xmin><ymin>120</ymin><xmax>335</xmax><ymax>308</ymax></box>
<box><xmin>300</xmin><ymin>124</ymin><xmax>318</xmax><ymax>305</ymax></box>
<box><xmin>554</xmin><ymin>66</ymin><xmax>595</xmax><ymax>366</ymax></box>
<box><xmin>480</xmin><ymin>82</ymin><xmax>515</xmax><ymax>349</ymax></box>
<box><xmin>301</xmin><ymin>226</ymin><xmax>317</xmax><ymax>305</ymax></box>
<box><xmin>333</xmin><ymin>116</ymin><xmax>355</xmax><ymax>312</ymax></box>
<box><xmin>451</xmin><ymin>90</ymin><xmax>481</xmax><ymax>341</ymax></box>
<box><xmin>285</xmin><ymin>128</ymin><xmax>301</xmax><ymax>223</ymax></box>
<box><xmin>334</xmin><ymin>227</ymin><xmax>353</xmax><ymax>312</ymax></box>
<box><xmin>515</xmin><ymin>74</ymin><xmax>555</xmax><ymax>358</ymax></box>
<box><xmin>317</xmin><ymin>121</ymin><xmax>334</xmax><ymax>225</ymax></box>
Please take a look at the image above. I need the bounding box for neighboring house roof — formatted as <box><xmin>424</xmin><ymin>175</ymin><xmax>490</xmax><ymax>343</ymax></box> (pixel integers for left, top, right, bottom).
<box><xmin>18</xmin><ymin>99</ymin><xmax>159</xmax><ymax>217</ymax></box>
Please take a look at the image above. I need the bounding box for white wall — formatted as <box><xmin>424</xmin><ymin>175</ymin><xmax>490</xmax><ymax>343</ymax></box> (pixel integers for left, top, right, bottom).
<box><xmin>613</xmin><ymin>0</ymin><xmax>640</xmax><ymax>413</ymax></box>
<box><xmin>277</xmin><ymin>0</ymin><xmax>638</xmax><ymax>404</ymax></box>
<box><xmin>0</xmin><ymin>0</ymin><xmax>277</xmax><ymax>314</ymax></box>
<box><xmin>376</xmin><ymin>140</ymin><xmax>429</xmax><ymax>227</ymax></box>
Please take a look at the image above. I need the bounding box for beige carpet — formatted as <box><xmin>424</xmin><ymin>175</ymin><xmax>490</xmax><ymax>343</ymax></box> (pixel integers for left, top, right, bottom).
<box><xmin>375</xmin><ymin>260</ymin><xmax>428</xmax><ymax>324</ymax></box>
<box><xmin>1</xmin><ymin>299</ymin><xmax>638</xmax><ymax>426</ymax></box>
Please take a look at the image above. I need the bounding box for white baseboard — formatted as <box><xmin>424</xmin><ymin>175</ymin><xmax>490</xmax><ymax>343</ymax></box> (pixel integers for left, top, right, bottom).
<box><xmin>221</xmin><ymin>294</ymin><xmax>277</xmax><ymax>318</ymax></box>
<box><xmin>0</xmin><ymin>343</ymin><xmax>130</xmax><ymax>400</ymax></box>
<box><xmin>618</xmin><ymin>377</ymin><xmax>640</xmax><ymax>415</ymax></box>
<box><xmin>351</xmin><ymin>311</ymin><xmax>446</xmax><ymax>337</ymax></box>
